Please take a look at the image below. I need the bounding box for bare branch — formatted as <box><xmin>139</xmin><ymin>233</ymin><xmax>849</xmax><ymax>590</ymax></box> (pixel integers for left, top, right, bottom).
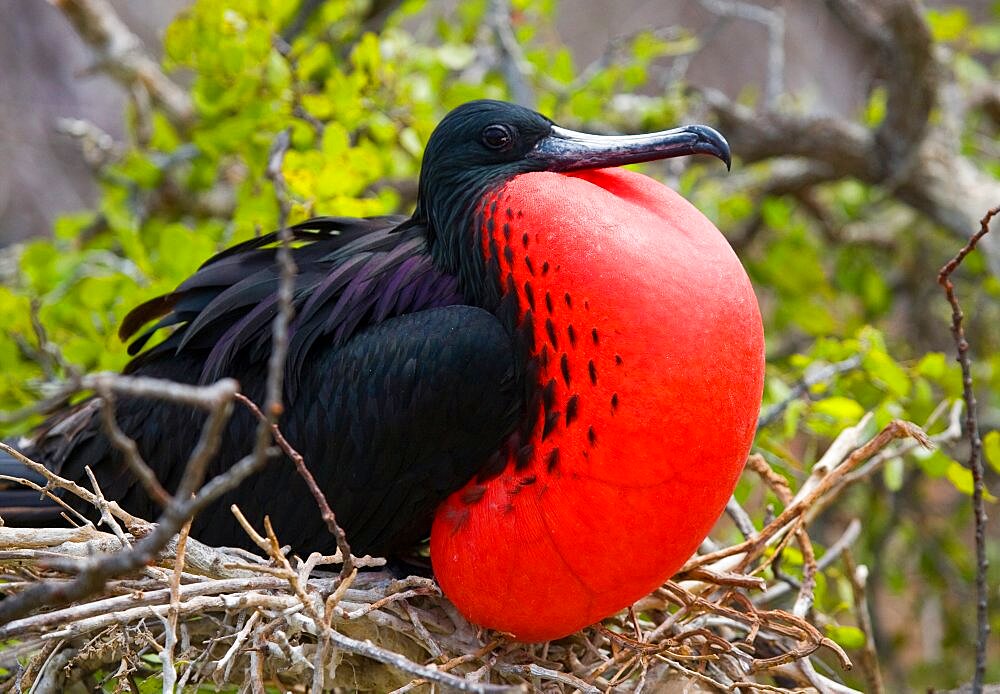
<box><xmin>699</xmin><ymin>0</ymin><xmax>785</xmax><ymax>107</ymax></box>
<box><xmin>697</xmin><ymin>87</ymin><xmax>878</xmax><ymax>176</ymax></box>
<box><xmin>755</xmin><ymin>519</ymin><xmax>862</xmax><ymax>605</ymax></box>
<box><xmin>690</xmin><ymin>0</ymin><xmax>1000</xmax><ymax>273</ymax></box>
<box><xmin>0</xmin><ymin>369</ymin><xmax>283</xmax><ymax>625</ymax></box>
<box><xmin>844</xmin><ymin>550</ymin><xmax>885</xmax><ymax>694</ymax></box>
<box><xmin>234</xmin><ymin>393</ymin><xmax>356</xmax><ymax>580</ymax></box>
<box><xmin>757</xmin><ymin>355</ymin><xmax>862</xmax><ymax>430</ymax></box>
<box><xmin>54</xmin><ymin>118</ymin><xmax>123</xmax><ymax>170</ymax></box>
<box><xmin>95</xmin><ymin>389</ymin><xmax>170</xmax><ymax>508</ymax></box>
<box><xmin>488</xmin><ymin>0</ymin><xmax>536</xmax><ymax>109</ymax></box>
<box><xmin>937</xmin><ymin>205</ymin><xmax>998</xmax><ymax>693</ymax></box>
<box><xmin>49</xmin><ymin>0</ymin><xmax>195</xmax><ymax>130</ymax></box>
<box><xmin>687</xmin><ymin>418</ymin><xmax>930</xmax><ymax>572</ymax></box>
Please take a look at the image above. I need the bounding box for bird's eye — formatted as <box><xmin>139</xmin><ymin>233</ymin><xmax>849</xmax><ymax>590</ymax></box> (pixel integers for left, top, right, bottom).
<box><xmin>482</xmin><ymin>124</ymin><xmax>514</xmax><ymax>151</ymax></box>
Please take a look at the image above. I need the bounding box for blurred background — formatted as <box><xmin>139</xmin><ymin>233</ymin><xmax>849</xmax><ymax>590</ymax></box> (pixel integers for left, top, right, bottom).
<box><xmin>9</xmin><ymin>0</ymin><xmax>995</xmax><ymax>244</ymax></box>
<box><xmin>1</xmin><ymin>0</ymin><xmax>998</xmax><ymax>690</ymax></box>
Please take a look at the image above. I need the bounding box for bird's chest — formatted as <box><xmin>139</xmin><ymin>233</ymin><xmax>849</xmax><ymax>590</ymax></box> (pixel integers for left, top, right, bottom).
<box><xmin>477</xmin><ymin>169</ymin><xmax>762</xmax><ymax>492</ymax></box>
<box><xmin>431</xmin><ymin>167</ymin><xmax>764</xmax><ymax>639</ymax></box>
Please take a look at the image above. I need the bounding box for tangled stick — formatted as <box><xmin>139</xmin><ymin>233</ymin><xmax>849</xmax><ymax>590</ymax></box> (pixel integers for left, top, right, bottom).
<box><xmin>0</xmin><ymin>405</ymin><xmax>939</xmax><ymax>691</ymax></box>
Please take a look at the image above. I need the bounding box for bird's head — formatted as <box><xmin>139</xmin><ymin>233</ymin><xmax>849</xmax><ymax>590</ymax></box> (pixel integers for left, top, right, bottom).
<box><xmin>412</xmin><ymin>99</ymin><xmax>731</xmax><ymax>301</ymax></box>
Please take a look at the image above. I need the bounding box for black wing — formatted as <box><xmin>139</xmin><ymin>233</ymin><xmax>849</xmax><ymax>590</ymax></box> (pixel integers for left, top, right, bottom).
<box><xmin>1</xmin><ymin>217</ymin><xmax>523</xmax><ymax>556</ymax></box>
<box><xmin>121</xmin><ymin>216</ymin><xmax>467</xmax><ymax>394</ymax></box>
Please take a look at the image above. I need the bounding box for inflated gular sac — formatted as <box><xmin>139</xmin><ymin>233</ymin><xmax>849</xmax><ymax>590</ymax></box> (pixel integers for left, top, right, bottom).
<box><xmin>432</xmin><ymin>168</ymin><xmax>764</xmax><ymax>642</ymax></box>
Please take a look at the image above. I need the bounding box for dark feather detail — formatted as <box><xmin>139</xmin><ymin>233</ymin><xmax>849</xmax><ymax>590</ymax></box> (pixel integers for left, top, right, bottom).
<box><xmin>120</xmin><ymin>216</ymin><xmax>465</xmax><ymax>391</ymax></box>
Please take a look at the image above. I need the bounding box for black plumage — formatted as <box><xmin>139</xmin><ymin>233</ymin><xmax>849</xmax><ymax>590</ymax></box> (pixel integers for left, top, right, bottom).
<box><xmin>3</xmin><ymin>215</ymin><xmax>522</xmax><ymax>556</ymax></box>
<box><xmin>0</xmin><ymin>100</ymin><xmax>731</xmax><ymax>558</ymax></box>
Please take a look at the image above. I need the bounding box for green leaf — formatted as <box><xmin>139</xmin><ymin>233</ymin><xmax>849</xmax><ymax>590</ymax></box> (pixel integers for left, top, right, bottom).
<box><xmin>864</xmin><ymin>86</ymin><xmax>887</xmax><ymax>127</ymax></box>
<box><xmin>825</xmin><ymin>624</ymin><xmax>866</xmax><ymax>650</ymax></box>
<box><xmin>883</xmin><ymin>457</ymin><xmax>904</xmax><ymax>491</ymax></box>
<box><xmin>946</xmin><ymin>461</ymin><xmax>975</xmax><ymax>495</ymax></box>
<box><xmin>945</xmin><ymin>461</ymin><xmax>997</xmax><ymax>501</ymax></box>
<box><xmin>813</xmin><ymin>396</ymin><xmax>865</xmax><ymax>424</ymax></box>
<box><xmin>984</xmin><ymin>431</ymin><xmax>1000</xmax><ymax>474</ymax></box>
<box><xmin>914</xmin><ymin>448</ymin><xmax>952</xmax><ymax>477</ymax></box>
<box><xmin>926</xmin><ymin>8</ymin><xmax>970</xmax><ymax>42</ymax></box>
<box><xmin>916</xmin><ymin>352</ymin><xmax>947</xmax><ymax>379</ymax></box>
<box><xmin>863</xmin><ymin>349</ymin><xmax>911</xmax><ymax>398</ymax></box>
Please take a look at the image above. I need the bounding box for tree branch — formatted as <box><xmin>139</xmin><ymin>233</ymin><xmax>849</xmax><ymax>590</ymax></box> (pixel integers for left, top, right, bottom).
<box><xmin>693</xmin><ymin>0</ymin><xmax>1000</xmax><ymax>274</ymax></box>
<box><xmin>937</xmin><ymin>205</ymin><xmax>998</xmax><ymax>694</ymax></box>
<box><xmin>50</xmin><ymin>0</ymin><xmax>195</xmax><ymax>130</ymax></box>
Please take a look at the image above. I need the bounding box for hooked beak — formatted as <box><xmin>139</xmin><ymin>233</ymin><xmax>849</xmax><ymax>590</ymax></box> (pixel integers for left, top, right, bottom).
<box><xmin>529</xmin><ymin>124</ymin><xmax>731</xmax><ymax>172</ymax></box>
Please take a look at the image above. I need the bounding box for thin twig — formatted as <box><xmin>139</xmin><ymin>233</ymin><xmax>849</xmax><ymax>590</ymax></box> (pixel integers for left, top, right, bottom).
<box><xmin>254</xmin><ymin>129</ymin><xmax>296</xmax><ymax>465</ymax></box>
<box><xmin>843</xmin><ymin>550</ymin><xmax>885</xmax><ymax>694</ymax></box>
<box><xmin>488</xmin><ymin>0</ymin><xmax>536</xmax><ymax>109</ymax></box>
<box><xmin>936</xmin><ymin>204</ymin><xmax>998</xmax><ymax>693</ymax></box>
<box><xmin>94</xmin><ymin>389</ymin><xmax>171</xmax><ymax>507</ymax></box>
<box><xmin>234</xmin><ymin>393</ymin><xmax>355</xmax><ymax>580</ymax></box>
<box><xmin>755</xmin><ymin>519</ymin><xmax>862</xmax><ymax>605</ymax></box>
<box><xmin>757</xmin><ymin>355</ymin><xmax>862</xmax><ymax>430</ymax></box>
<box><xmin>160</xmin><ymin>519</ymin><xmax>191</xmax><ymax>692</ymax></box>
<box><xmin>0</xmin><ymin>427</ymin><xmax>279</xmax><ymax>624</ymax></box>
<box><xmin>50</xmin><ymin>0</ymin><xmax>195</xmax><ymax>129</ymax></box>
<box><xmin>686</xmin><ymin>419</ymin><xmax>930</xmax><ymax>572</ymax></box>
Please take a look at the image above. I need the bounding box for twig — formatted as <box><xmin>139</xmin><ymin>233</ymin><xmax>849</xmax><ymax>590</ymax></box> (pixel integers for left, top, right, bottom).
<box><xmin>94</xmin><ymin>389</ymin><xmax>171</xmax><ymax>507</ymax></box>
<box><xmin>50</xmin><ymin>0</ymin><xmax>195</xmax><ymax>129</ymax></box>
<box><xmin>81</xmin><ymin>467</ymin><xmax>129</xmax><ymax>547</ymax></box>
<box><xmin>757</xmin><ymin>356</ymin><xmax>862</xmax><ymax>430</ymax></box>
<box><xmin>843</xmin><ymin>550</ymin><xmax>885</xmax><ymax>694</ymax></box>
<box><xmin>936</xmin><ymin>204</ymin><xmax>998</xmax><ymax>693</ymax></box>
<box><xmin>54</xmin><ymin>118</ymin><xmax>123</xmax><ymax>170</ymax></box>
<box><xmin>0</xmin><ymin>442</ymin><xmax>146</xmax><ymax>532</ymax></box>
<box><xmin>0</xmin><ymin>375</ymin><xmax>83</xmax><ymax>425</ymax></box>
<box><xmin>691</xmin><ymin>0</ymin><xmax>1000</xmax><ymax>274</ymax></box>
<box><xmin>98</xmin><ymin>373</ymin><xmax>239</xmax><ymax>410</ymax></box>
<box><xmin>0</xmin><ymin>372</ymin><xmax>239</xmax><ymax>430</ymax></box>
<box><xmin>0</xmin><ymin>575</ymin><xmax>288</xmax><ymax>641</ymax></box>
<box><xmin>0</xmin><ymin>473</ymin><xmax>92</xmax><ymax>528</ymax></box>
<box><xmin>686</xmin><ymin>419</ymin><xmax>930</xmax><ymax>572</ymax></box>
<box><xmin>487</xmin><ymin>0</ymin><xmax>536</xmax><ymax>109</ymax></box>
<box><xmin>495</xmin><ymin>663</ymin><xmax>598</xmax><ymax>693</ymax></box>
<box><xmin>234</xmin><ymin>393</ymin><xmax>355</xmax><ymax>580</ymax></box>
<box><xmin>257</xmin><ymin>130</ymin><xmax>295</xmax><ymax>459</ymax></box>
<box><xmin>755</xmin><ymin>519</ymin><xmax>862</xmax><ymax>605</ymax></box>
<box><xmin>160</xmin><ymin>519</ymin><xmax>191</xmax><ymax>692</ymax></box>
<box><xmin>699</xmin><ymin>0</ymin><xmax>785</xmax><ymax>107</ymax></box>
<box><xmin>743</xmin><ymin>455</ymin><xmax>818</xmax><ymax>619</ymax></box>
<box><xmin>0</xmin><ymin>430</ymin><xmax>279</xmax><ymax>624</ymax></box>
<box><xmin>725</xmin><ymin>497</ymin><xmax>756</xmax><ymax>539</ymax></box>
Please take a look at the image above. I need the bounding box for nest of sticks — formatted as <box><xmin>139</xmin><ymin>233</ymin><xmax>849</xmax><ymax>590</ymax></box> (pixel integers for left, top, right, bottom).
<box><xmin>0</xmin><ymin>404</ymin><xmax>943</xmax><ymax>693</ymax></box>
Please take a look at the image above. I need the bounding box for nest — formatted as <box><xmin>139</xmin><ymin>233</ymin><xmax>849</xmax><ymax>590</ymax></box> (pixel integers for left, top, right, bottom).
<box><xmin>0</xmin><ymin>412</ymin><xmax>937</xmax><ymax>693</ymax></box>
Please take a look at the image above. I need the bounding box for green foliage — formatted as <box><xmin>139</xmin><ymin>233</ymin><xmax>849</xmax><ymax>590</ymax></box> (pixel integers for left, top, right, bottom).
<box><xmin>1</xmin><ymin>0</ymin><xmax>998</xmax><ymax>690</ymax></box>
<box><xmin>826</xmin><ymin>624</ymin><xmax>866</xmax><ymax>650</ymax></box>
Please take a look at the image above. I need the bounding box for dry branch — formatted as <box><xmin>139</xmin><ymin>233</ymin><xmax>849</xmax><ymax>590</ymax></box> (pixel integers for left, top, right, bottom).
<box><xmin>690</xmin><ymin>0</ymin><xmax>1000</xmax><ymax>274</ymax></box>
<box><xmin>50</xmin><ymin>0</ymin><xmax>195</xmax><ymax>130</ymax></box>
<box><xmin>685</xmin><ymin>418</ymin><xmax>930</xmax><ymax>573</ymax></box>
<box><xmin>937</xmin><ymin>205</ymin><xmax>998</xmax><ymax>693</ymax></box>
<box><xmin>844</xmin><ymin>550</ymin><xmax>885</xmax><ymax>694</ymax></box>
<box><xmin>0</xmin><ymin>412</ymin><xmax>911</xmax><ymax>691</ymax></box>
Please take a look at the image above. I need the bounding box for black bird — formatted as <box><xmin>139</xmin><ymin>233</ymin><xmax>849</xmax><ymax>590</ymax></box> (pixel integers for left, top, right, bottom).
<box><xmin>0</xmin><ymin>101</ymin><xmax>756</xmax><ymax>642</ymax></box>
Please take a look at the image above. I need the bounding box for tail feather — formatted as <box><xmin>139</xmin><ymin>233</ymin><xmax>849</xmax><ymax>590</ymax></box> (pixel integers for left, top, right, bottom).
<box><xmin>0</xmin><ymin>444</ymin><xmax>63</xmax><ymax>525</ymax></box>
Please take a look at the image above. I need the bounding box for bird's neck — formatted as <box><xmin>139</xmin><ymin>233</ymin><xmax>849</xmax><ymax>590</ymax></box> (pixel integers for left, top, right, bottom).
<box><xmin>417</xmin><ymin>176</ymin><xmax>509</xmax><ymax>311</ymax></box>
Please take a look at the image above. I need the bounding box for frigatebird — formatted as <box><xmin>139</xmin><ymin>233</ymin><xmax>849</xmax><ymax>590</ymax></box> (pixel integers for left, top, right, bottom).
<box><xmin>0</xmin><ymin>100</ymin><xmax>764</xmax><ymax>641</ymax></box>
